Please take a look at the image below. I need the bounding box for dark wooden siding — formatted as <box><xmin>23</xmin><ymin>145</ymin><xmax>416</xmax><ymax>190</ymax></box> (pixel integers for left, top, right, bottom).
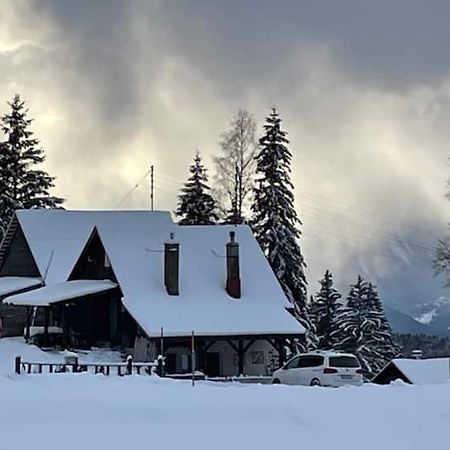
<box><xmin>69</xmin><ymin>230</ymin><xmax>115</xmax><ymax>281</ymax></box>
<box><xmin>67</xmin><ymin>228</ymin><xmax>137</xmax><ymax>347</ymax></box>
<box><xmin>371</xmin><ymin>362</ymin><xmax>412</xmax><ymax>384</ymax></box>
<box><xmin>0</xmin><ymin>224</ymin><xmax>40</xmax><ymax>278</ymax></box>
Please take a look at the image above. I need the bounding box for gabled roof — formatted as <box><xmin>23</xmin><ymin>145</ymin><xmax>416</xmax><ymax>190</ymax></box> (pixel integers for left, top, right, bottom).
<box><xmin>374</xmin><ymin>358</ymin><xmax>450</xmax><ymax>385</ymax></box>
<box><xmin>13</xmin><ymin>209</ymin><xmax>304</xmax><ymax>338</ymax></box>
<box><xmin>15</xmin><ymin>210</ymin><xmax>172</xmax><ymax>284</ymax></box>
<box><xmin>392</xmin><ymin>358</ymin><xmax>450</xmax><ymax>384</ymax></box>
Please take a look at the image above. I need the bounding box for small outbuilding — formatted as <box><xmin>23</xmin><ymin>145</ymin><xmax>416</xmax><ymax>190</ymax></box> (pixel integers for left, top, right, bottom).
<box><xmin>372</xmin><ymin>358</ymin><xmax>450</xmax><ymax>385</ymax></box>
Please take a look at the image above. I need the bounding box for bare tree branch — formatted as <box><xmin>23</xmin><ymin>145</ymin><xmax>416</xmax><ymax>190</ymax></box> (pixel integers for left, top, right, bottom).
<box><xmin>213</xmin><ymin>109</ymin><xmax>257</xmax><ymax>223</ymax></box>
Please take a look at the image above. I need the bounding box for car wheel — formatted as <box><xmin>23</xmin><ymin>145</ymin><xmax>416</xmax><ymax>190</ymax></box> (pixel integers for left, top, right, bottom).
<box><xmin>272</xmin><ymin>378</ymin><xmax>281</xmax><ymax>384</ymax></box>
<box><xmin>310</xmin><ymin>378</ymin><xmax>321</xmax><ymax>387</ymax></box>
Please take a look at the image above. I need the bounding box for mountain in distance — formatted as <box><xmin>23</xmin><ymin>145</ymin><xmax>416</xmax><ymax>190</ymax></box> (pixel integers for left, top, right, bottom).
<box><xmin>384</xmin><ymin>304</ymin><xmax>448</xmax><ymax>337</ymax></box>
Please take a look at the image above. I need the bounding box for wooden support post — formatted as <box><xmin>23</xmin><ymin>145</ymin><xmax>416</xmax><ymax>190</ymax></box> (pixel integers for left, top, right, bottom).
<box><xmin>191</xmin><ymin>331</ymin><xmax>196</xmax><ymax>387</ymax></box>
<box><xmin>72</xmin><ymin>357</ymin><xmax>78</xmax><ymax>373</ymax></box>
<box><xmin>238</xmin><ymin>339</ymin><xmax>244</xmax><ymax>376</ymax></box>
<box><xmin>127</xmin><ymin>355</ymin><xmax>133</xmax><ymax>375</ymax></box>
<box><xmin>25</xmin><ymin>307</ymin><xmax>31</xmax><ymax>341</ymax></box>
<box><xmin>15</xmin><ymin>356</ymin><xmax>21</xmax><ymax>375</ymax></box>
<box><xmin>277</xmin><ymin>340</ymin><xmax>286</xmax><ymax>367</ymax></box>
<box><xmin>44</xmin><ymin>307</ymin><xmax>49</xmax><ymax>347</ymax></box>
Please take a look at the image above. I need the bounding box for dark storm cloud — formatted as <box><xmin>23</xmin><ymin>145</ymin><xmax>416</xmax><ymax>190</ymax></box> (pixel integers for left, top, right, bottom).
<box><xmin>2</xmin><ymin>0</ymin><xmax>450</xmax><ymax>306</ymax></box>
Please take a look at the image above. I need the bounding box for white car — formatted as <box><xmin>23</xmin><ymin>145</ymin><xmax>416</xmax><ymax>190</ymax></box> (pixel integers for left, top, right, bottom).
<box><xmin>271</xmin><ymin>351</ymin><xmax>363</xmax><ymax>387</ymax></box>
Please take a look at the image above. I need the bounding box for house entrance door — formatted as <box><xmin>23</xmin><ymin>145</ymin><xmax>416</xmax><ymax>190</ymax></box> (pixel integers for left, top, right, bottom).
<box><xmin>205</xmin><ymin>352</ymin><xmax>221</xmax><ymax>377</ymax></box>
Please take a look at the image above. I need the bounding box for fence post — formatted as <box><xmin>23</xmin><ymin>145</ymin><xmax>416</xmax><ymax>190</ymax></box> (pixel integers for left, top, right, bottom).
<box><xmin>15</xmin><ymin>356</ymin><xmax>21</xmax><ymax>375</ymax></box>
<box><xmin>127</xmin><ymin>355</ymin><xmax>133</xmax><ymax>375</ymax></box>
<box><xmin>157</xmin><ymin>355</ymin><xmax>164</xmax><ymax>377</ymax></box>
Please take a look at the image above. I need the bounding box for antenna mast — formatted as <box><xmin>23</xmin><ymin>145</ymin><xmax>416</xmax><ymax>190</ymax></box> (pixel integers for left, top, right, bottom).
<box><xmin>150</xmin><ymin>165</ymin><xmax>154</xmax><ymax>211</ymax></box>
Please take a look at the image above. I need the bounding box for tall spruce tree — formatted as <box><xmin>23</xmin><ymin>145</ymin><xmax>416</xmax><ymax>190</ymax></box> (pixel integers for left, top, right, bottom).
<box><xmin>251</xmin><ymin>108</ymin><xmax>311</xmax><ymax>346</ymax></box>
<box><xmin>332</xmin><ymin>276</ymin><xmax>398</xmax><ymax>376</ymax></box>
<box><xmin>0</xmin><ymin>94</ymin><xmax>63</xmax><ymax>238</ymax></box>
<box><xmin>364</xmin><ymin>282</ymin><xmax>399</xmax><ymax>371</ymax></box>
<box><xmin>176</xmin><ymin>152</ymin><xmax>218</xmax><ymax>225</ymax></box>
<box><xmin>309</xmin><ymin>270</ymin><xmax>342</xmax><ymax>349</ymax></box>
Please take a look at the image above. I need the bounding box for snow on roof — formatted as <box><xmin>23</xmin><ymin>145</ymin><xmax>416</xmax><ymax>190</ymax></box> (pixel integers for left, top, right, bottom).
<box><xmin>392</xmin><ymin>358</ymin><xmax>450</xmax><ymax>385</ymax></box>
<box><xmin>97</xmin><ymin>222</ymin><xmax>303</xmax><ymax>337</ymax></box>
<box><xmin>15</xmin><ymin>210</ymin><xmax>173</xmax><ymax>285</ymax></box>
<box><xmin>5</xmin><ymin>280</ymin><xmax>118</xmax><ymax>306</ymax></box>
<box><xmin>14</xmin><ymin>209</ymin><xmax>303</xmax><ymax>337</ymax></box>
<box><xmin>0</xmin><ymin>276</ymin><xmax>42</xmax><ymax>297</ymax></box>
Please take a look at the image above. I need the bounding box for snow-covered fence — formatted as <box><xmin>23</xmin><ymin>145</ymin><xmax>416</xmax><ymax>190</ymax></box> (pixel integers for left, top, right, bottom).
<box><xmin>14</xmin><ymin>355</ymin><xmax>160</xmax><ymax>376</ymax></box>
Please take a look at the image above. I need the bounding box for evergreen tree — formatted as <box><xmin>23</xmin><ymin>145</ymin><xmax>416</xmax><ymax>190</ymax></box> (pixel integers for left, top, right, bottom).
<box><xmin>0</xmin><ymin>94</ymin><xmax>63</xmax><ymax>238</ymax></box>
<box><xmin>332</xmin><ymin>276</ymin><xmax>398</xmax><ymax>376</ymax></box>
<box><xmin>331</xmin><ymin>276</ymin><xmax>367</xmax><ymax>357</ymax></box>
<box><xmin>176</xmin><ymin>152</ymin><xmax>219</xmax><ymax>225</ymax></box>
<box><xmin>309</xmin><ymin>270</ymin><xmax>342</xmax><ymax>349</ymax></box>
<box><xmin>364</xmin><ymin>282</ymin><xmax>399</xmax><ymax>370</ymax></box>
<box><xmin>251</xmin><ymin>108</ymin><xmax>311</xmax><ymax>347</ymax></box>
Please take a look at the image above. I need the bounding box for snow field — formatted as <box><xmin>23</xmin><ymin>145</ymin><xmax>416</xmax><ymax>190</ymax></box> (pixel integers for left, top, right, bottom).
<box><xmin>1</xmin><ymin>338</ymin><xmax>449</xmax><ymax>450</ymax></box>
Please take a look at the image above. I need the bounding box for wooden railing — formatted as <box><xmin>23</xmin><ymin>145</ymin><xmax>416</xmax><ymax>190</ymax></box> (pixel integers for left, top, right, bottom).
<box><xmin>15</xmin><ymin>355</ymin><xmax>162</xmax><ymax>376</ymax></box>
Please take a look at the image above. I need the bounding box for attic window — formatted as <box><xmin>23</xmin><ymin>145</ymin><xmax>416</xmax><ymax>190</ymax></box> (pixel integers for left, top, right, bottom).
<box><xmin>104</xmin><ymin>254</ymin><xmax>111</xmax><ymax>268</ymax></box>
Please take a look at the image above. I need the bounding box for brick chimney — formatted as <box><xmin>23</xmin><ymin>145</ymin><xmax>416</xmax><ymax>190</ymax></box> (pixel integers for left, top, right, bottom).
<box><xmin>164</xmin><ymin>232</ymin><xmax>179</xmax><ymax>295</ymax></box>
<box><xmin>226</xmin><ymin>231</ymin><xmax>241</xmax><ymax>298</ymax></box>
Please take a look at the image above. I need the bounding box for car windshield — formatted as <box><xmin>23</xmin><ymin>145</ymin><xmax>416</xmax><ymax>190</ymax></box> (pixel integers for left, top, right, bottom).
<box><xmin>329</xmin><ymin>356</ymin><xmax>360</xmax><ymax>368</ymax></box>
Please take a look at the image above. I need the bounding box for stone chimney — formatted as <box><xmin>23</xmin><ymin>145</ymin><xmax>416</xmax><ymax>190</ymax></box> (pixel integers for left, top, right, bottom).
<box><xmin>226</xmin><ymin>231</ymin><xmax>241</xmax><ymax>299</ymax></box>
<box><xmin>164</xmin><ymin>232</ymin><xmax>179</xmax><ymax>295</ymax></box>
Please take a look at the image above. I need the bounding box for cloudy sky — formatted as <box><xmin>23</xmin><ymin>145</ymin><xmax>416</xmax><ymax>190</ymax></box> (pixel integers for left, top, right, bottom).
<box><xmin>2</xmin><ymin>0</ymin><xmax>450</xmax><ymax>309</ymax></box>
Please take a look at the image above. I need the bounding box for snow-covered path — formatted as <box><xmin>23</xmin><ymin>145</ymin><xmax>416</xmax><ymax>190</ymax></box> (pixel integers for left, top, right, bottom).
<box><xmin>1</xmin><ymin>339</ymin><xmax>449</xmax><ymax>450</ymax></box>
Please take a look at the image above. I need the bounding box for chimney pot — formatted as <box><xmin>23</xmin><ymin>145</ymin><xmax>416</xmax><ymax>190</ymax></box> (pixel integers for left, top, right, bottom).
<box><xmin>164</xmin><ymin>234</ymin><xmax>179</xmax><ymax>296</ymax></box>
<box><xmin>226</xmin><ymin>231</ymin><xmax>241</xmax><ymax>298</ymax></box>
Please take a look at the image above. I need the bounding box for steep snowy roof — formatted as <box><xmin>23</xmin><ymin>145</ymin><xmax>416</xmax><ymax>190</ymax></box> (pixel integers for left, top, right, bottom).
<box><xmin>13</xmin><ymin>210</ymin><xmax>303</xmax><ymax>337</ymax></box>
<box><xmin>0</xmin><ymin>276</ymin><xmax>42</xmax><ymax>297</ymax></box>
<box><xmin>392</xmin><ymin>358</ymin><xmax>450</xmax><ymax>385</ymax></box>
<box><xmin>16</xmin><ymin>210</ymin><xmax>173</xmax><ymax>284</ymax></box>
<box><xmin>5</xmin><ymin>280</ymin><xmax>118</xmax><ymax>306</ymax></box>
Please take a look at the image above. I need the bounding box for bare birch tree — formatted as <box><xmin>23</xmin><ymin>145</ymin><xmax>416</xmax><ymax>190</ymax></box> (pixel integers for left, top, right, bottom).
<box><xmin>213</xmin><ymin>109</ymin><xmax>257</xmax><ymax>224</ymax></box>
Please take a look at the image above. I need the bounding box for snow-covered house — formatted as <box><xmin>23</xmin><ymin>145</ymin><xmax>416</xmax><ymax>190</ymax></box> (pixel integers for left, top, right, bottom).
<box><xmin>0</xmin><ymin>210</ymin><xmax>304</xmax><ymax>376</ymax></box>
<box><xmin>372</xmin><ymin>358</ymin><xmax>450</xmax><ymax>385</ymax></box>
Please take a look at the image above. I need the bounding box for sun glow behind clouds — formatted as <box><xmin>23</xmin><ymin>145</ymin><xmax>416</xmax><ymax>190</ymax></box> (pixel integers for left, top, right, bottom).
<box><xmin>1</xmin><ymin>0</ymin><xmax>450</xmax><ymax>303</ymax></box>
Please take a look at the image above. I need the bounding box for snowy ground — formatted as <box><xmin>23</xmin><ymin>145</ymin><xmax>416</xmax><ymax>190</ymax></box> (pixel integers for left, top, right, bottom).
<box><xmin>1</xmin><ymin>338</ymin><xmax>449</xmax><ymax>450</ymax></box>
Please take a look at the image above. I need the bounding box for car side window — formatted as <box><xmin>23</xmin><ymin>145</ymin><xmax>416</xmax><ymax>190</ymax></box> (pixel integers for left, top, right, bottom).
<box><xmin>298</xmin><ymin>356</ymin><xmax>324</xmax><ymax>368</ymax></box>
<box><xmin>284</xmin><ymin>356</ymin><xmax>300</xmax><ymax>369</ymax></box>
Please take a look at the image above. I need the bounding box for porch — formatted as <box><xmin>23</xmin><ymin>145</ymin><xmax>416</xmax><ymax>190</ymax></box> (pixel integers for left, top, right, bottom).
<box><xmin>146</xmin><ymin>333</ymin><xmax>303</xmax><ymax>377</ymax></box>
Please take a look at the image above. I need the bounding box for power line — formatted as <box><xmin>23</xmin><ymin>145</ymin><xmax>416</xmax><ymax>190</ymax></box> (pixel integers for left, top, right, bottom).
<box><xmin>115</xmin><ymin>168</ymin><xmax>153</xmax><ymax>209</ymax></box>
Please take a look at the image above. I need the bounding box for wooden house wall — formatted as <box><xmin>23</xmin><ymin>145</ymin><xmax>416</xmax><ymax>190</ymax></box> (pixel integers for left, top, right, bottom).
<box><xmin>0</xmin><ymin>225</ymin><xmax>40</xmax><ymax>278</ymax></box>
<box><xmin>0</xmin><ymin>223</ymin><xmax>40</xmax><ymax>336</ymax></box>
<box><xmin>67</xmin><ymin>229</ymin><xmax>137</xmax><ymax>348</ymax></box>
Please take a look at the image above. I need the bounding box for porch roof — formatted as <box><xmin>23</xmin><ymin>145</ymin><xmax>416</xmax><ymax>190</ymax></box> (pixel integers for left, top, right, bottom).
<box><xmin>0</xmin><ymin>276</ymin><xmax>42</xmax><ymax>297</ymax></box>
<box><xmin>4</xmin><ymin>279</ymin><xmax>118</xmax><ymax>306</ymax></box>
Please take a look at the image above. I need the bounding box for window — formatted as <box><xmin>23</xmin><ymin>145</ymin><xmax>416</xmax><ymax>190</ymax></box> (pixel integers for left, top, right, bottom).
<box><xmin>298</xmin><ymin>356</ymin><xmax>324</xmax><ymax>368</ymax></box>
<box><xmin>284</xmin><ymin>356</ymin><xmax>300</xmax><ymax>369</ymax></box>
<box><xmin>329</xmin><ymin>356</ymin><xmax>360</xmax><ymax>368</ymax></box>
